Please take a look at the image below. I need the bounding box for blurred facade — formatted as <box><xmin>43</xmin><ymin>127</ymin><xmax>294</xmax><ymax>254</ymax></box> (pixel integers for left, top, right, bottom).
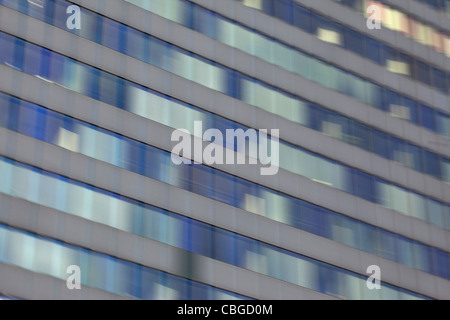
<box><xmin>0</xmin><ymin>0</ymin><xmax>449</xmax><ymax>300</ymax></box>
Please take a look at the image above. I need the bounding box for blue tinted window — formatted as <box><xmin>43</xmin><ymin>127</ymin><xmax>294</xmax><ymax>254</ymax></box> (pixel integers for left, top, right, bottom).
<box><xmin>0</xmin><ymin>33</ymin><xmax>15</xmax><ymax>67</ymax></box>
<box><xmin>365</xmin><ymin>37</ymin><xmax>382</xmax><ymax>64</ymax></box>
<box><xmin>274</xmin><ymin>0</ymin><xmax>292</xmax><ymax>22</ymax></box>
<box><xmin>417</xmin><ymin>61</ymin><xmax>431</xmax><ymax>85</ymax></box>
<box><xmin>354</xmin><ymin>171</ymin><xmax>373</xmax><ymax>202</ymax></box>
<box><xmin>389</xmin><ymin>136</ymin><xmax>406</xmax><ymax>165</ymax></box>
<box><xmin>378</xmin><ymin>230</ymin><xmax>397</xmax><ymax>262</ymax></box>
<box><xmin>432</xmin><ymin>67</ymin><xmax>447</xmax><ymax>93</ymax></box>
<box><xmin>372</xmin><ymin>129</ymin><xmax>389</xmax><ymax>159</ymax></box>
<box><xmin>148</xmin><ymin>36</ymin><xmax>170</xmax><ymax>71</ymax></box>
<box><xmin>125</xmin><ymin>26</ymin><xmax>147</xmax><ymax>61</ymax></box>
<box><xmin>101</xmin><ymin>17</ymin><xmax>121</xmax><ymax>51</ymax></box>
<box><xmin>402</xmin><ymin>97</ymin><xmax>417</xmax><ymax>123</ymax></box>
<box><xmin>191</xmin><ymin>165</ymin><xmax>214</xmax><ymax>198</ymax></box>
<box><xmin>431</xmin><ymin>248</ymin><xmax>449</xmax><ymax>279</ymax></box>
<box><xmin>213</xmin><ymin>228</ymin><xmax>236</xmax><ymax>265</ymax></box>
<box><xmin>52</xmin><ymin>0</ymin><xmax>70</xmax><ymax>30</ymax></box>
<box><xmin>190</xmin><ymin>220</ymin><xmax>213</xmax><ymax>257</ymax></box>
<box><xmin>420</xmin><ymin>104</ymin><xmax>436</xmax><ymax>131</ymax></box>
<box><xmin>0</xmin><ymin>93</ymin><xmax>10</xmax><ymax>128</ymax></box>
<box><xmin>299</xmin><ymin>201</ymin><xmax>328</xmax><ymax>237</ymax></box>
<box><xmin>423</xmin><ymin>150</ymin><xmax>441</xmax><ymax>178</ymax></box>
<box><xmin>352</xmin><ymin>121</ymin><xmax>371</xmax><ymax>151</ymax></box>
<box><xmin>292</xmin><ymin>4</ymin><xmax>312</xmax><ymax>33</ymax></box>
<box><xmin>43</xmin><ymin>108</ymin><xmax>64</xmax><ymax>144</ymax></box>
<box><xmin>406</xmin><ymin>143</ymin><xmax>423</xmax><ymax>172</ymax></box>
<box><xmin>345</xmin><ymin>29</ymin><xmax>365</xmax><ymax>56</ymax></box>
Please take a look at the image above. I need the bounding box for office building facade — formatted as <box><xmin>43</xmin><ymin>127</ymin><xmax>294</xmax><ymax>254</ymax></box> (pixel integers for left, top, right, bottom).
<box><xmin>0</xmin><ymin>0</ymin><xmax>449</xmax><ymax>299</ymax></box>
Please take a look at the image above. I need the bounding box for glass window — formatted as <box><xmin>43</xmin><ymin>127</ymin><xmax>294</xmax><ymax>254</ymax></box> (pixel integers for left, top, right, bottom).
<box><xmin>419</xmin><ymin>104</ymin><xmax>436</xmax><ymax>131</ymax></box>
<box><xmin>0</xmin><ymin>93</ymin><xmax>10</xmax><ymax>128</ymax></box>
<box><xmin>190</xmin><ymin>220</ymin><xmax>213</xmax><ymax>257</ymax></box>
<box><xmin>315</xmin><ymin>16</ymin><xmax>343</xmax><ymax>46</ymax></box>
<box><xmin>293</xmin><ymin>4</ymin><xmax>312</xmax><ymax>33</ymax></box>
<box><xmin>352</xmin><ymin>121</ymin><xmax>371</xmax><ymax>151</ymax></box>
<box><xmin>274</xmin><ymin>0</ymin><xmax>292</xmax><ymax>22</ymax></box>
<box><xmin>354</xmin><ymin>171</ymin><xmax>373</xmax><ymax>202</ymax></box>
<box><xmin>329</xmin><ymin>212</ymin><xmax>358</xmax><ymax>248</ymax></box>
<box><xmin>190</xmin><ymin>165</ymin><xmax>214</xmax><ymax>198</ymax></box>
<box><xmin>412</xmin><ymin>242</ymin><xmax>432</xmax><ymax>273</ymax></box>
<box><xmin>292</xmin><ymin>50</ymin><xmax>312</xmax><ymax>80</ymax></box>
<box><xmin>299</xmin><ymin>201</ymin><xmax>328</xmax><ymax>237</ymax></box>
<box><xmin>0</xmin><ymin>32</ymin><xmax>16</xmax><ymax>68</ymax></box>
<box><xmin>443</xmin><ymin>158</ymin><xmax>450</xmax><ymax>185</ymax></box>
<box><xmin>141</xmin><ymin>206</ymin><xmax>168</xmax><ymax>243</ymax></box>
<box><xmin>432</xmin><ymin>67</ymin><xmax>448</xmax><ymax>93</ymax></box>
<box><xmin>390</xmin><ymin>185</ymin><xmax>409</xmax><ymax>215</ymax></box>
<box><xmin>389</xmin><ymin>136</ymin><xmax>407</xmax><ymax>165</ymax></box>
<box><xmin>125</xmin><ymin>27</ymin><xmax>147</xmax><ymax>61</ymax></box>
<box><xmin>101</xmin><ymin>17</ymin><xmax>122</xmax><ymax>52</ymax></box>
<box><xmin>405</xmin><ymin>143</ymin><xmax>422</xmax><ymax>171</ymax></box>
<box><xmin>366</xmin><ymin>82</ymin><xmax>384</xmax><ymax>110</ymax></box>
<box><xmin>402</xmin><ymin>97</ymin><xmax>417</xmax><ymax>123</ymax></box>
<box><xmin>372</xmin><ymin>129</ymin><xmax>389</xmax><ymax>159</ymax></box>
<box><xmin>417</xmin><ymin>61</ymin><xmax>431</xmax><ymax>85</ymax></box>
<box><xmin>235</xmin><ymin>233</ymin><xmax>259</xmax><ymax>272</ymax></box>
<box><xmin>345</xmin><ymin>29</ymin><xmax>365</xmax><ymax>56</ymax></box>
<box><xmin>397</xmin><ymin>237</ymin><xmax>415</xmax><ymax>268</ymax></box>
<box><xmin>192</xmin><ymin>4</ymin><xmax>215</xmax><ymax>39</ymax></box>
<box><xmin>17</xmin><ymin>101</ymin><xmax>39</xmax><ymax>138</ymax></box>
<box><xmin>431</xmin><ymin>248</ymin><xmax>449</xmax><ymax>279</ymax></box>
<box><xmin>213</xmin><ymin>228</ymin><xmax>236</xmax><ymax>265</ymax></box>
<box><xmin>409</xmin><ymin>192</ymin><xmax>427</xmax><ymax>221</ymax></box>
<box><xmin>148</xmin><ymin>36</ymin><xmax>171</xmax><ymax>71</ymax></box>
<box><xmin>436</xmin><ymin>112</ymin><xmax>450</xmax><ymax>137</ymax></box>
<box><xmin>51</xmin><ymin>0</ymin><xmax>70</xmax><ymax>30</ymax></box>
<box><xmin>427</xmin><ymin>199</ymin><xmax>444</xmax><ymax>227</ymax></box>
<box><xmin>423</xmin><ymin>150</ymin><xmax>440</xmax><ymax>178</ymax></box>
<box><xmin>98</xmin><ymin>70</ymin><xmax>120</xmax><ymax>107</ymax></box>
<box><xmin>366</xmin><ymin>37</ymin><xmax>382</xmax><ymax>64</ymax></box>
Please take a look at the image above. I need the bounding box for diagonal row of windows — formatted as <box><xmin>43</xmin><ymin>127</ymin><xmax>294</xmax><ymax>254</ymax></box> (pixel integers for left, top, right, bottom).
<box><xmin>1</xmin><ymin>92</ymin><xmax>449</xmax><ymax>281</ymax></box>
<box><xmin>1</xmin><ymin>32</ymin><xmax>449</xmax><ymax>228</ymax></box>
<box><xmin>0</xmin><ymin>158</ymin><xmax>432</xmax><ymax>300</ymax></box>
<box><xmin>2</xmin><ymin>0</ymin><xmax>450</xmax><ymax>143</ymax></box>
<box><xmin>0</xmin><ymin>223</ymin><xmax>250</xmax><ymax>300</ymax></box>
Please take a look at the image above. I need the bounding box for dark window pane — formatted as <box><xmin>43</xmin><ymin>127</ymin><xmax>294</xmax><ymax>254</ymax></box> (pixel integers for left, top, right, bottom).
<box><xmin>372</xmin><ymin>129</ymin><xmax>389</xmax><ymax>159</ymax></box>
<box><xmin>190</xmin><ymin>220</ymin><xmax>213</xmax><ymax>257</ymax></box>
<box><xmin>293</xmin><ymin>4</ymin><xmax>312</xmax><ymax>33</ymax></box>
<box><xmin>406</xmin><ymin>143</ymin><xmax>423</xmax><ymax>172</ymax></box>
<box><xmin>0</xmin><ymin>92</ymin><xmax>10</xmax><ymax>128</ymax></box>
<box><xmin>101</xmin><ymin>17</ymin><xmax>121</xmax><ymax>51</ymax></box>
<box><xmin>419</xmin><ymin>104</ymin><xmax>436</xmax><ymax>131</ymax></box>
<box><xmin>353</xmin><ymin>121</ymin><xmax>372</xmax><ymax>151</ymax></box>
<box><xmin>366</xmin><ymin>37</ymin><xmax>382</xmax><ymax>64</ymax></box>
<box><xmin>345</xmin><ymin>29</ymin><xmax>365</xmax><ymax>56</ymax></box>
<box><xmin>274</xmin><ymin>0</ymin><xmax>292</xmax><ymax>22</ymax></box>
<box><xmin>0</xmin><ymin>33</ymin><xmax>16</xmax><ymax>67</ymax></box>
<box><xmin>423</xmin><ymin>150</ymin><xmax>441</xmax><ymax>178</ymax></box>
<box><xmin>417</xmin><ymin>61</ymin><xmax>431</xmax><ymax>85</ymax></box>
<box><xmin>354</xmin><ymin>171</ymin><xmax>373</xmax><ymax>202</ymax></box>
<box><xmin>432</xmin><ymin>67</ymin><xmax>447</xmax><ymax>93</ymax></box>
